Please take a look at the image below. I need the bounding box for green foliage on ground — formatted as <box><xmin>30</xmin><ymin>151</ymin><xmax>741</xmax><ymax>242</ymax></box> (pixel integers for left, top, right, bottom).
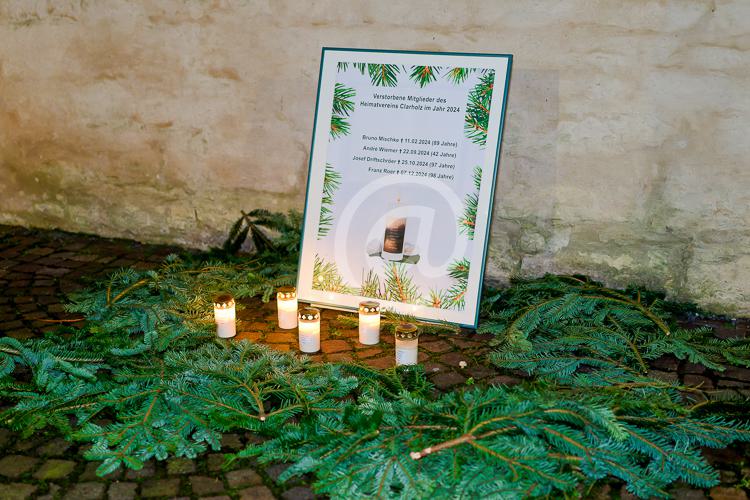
<box><xmin>1</xmin><ymin>212</ymin><xmax>750</xmax><ymax>499</ymax></box>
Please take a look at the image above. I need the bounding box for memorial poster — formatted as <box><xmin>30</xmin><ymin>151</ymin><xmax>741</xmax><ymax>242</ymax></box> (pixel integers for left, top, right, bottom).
<box><xmin>297</xmin><ymin>48</ymin><xmax>512</xmax><ymax>327</ymax></box>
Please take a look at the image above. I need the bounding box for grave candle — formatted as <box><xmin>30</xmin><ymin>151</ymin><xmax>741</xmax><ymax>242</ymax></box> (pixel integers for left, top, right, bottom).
<box><xmin>358</xmin><ymin>300</ymin><xmax>380</xmax><ymax>345</ymax></box>
<box><xmin>395</xmin><ymin>323</ymin><xmax>419</xmax><ymax>366</ymax></box>
<box><xmin>277</xmin><ymin>286</ymin><xmax>298</xmax><ymax>329</ymax></box>
<box><xmin>298</xmin><ymin>307</ymin><xmax>321</xmax><ymax>353</ymax></box>
<box><xmin>213</xmin><ymin>294</ymin><xmax>236</xmax><ymax>339</ymax></box>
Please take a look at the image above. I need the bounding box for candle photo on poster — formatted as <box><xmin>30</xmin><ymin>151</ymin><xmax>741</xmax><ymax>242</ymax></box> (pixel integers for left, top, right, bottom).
<box><xmin>299</xmin><ymin>49</ymin><xmax>512</xmax><ymax>327</ymax></box>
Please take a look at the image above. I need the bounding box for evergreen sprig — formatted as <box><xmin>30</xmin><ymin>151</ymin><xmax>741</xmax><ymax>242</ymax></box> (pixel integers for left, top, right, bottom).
<box><xmin>445</xmin><ymin>67</ymin><xmax>475</xmax><ymax>84</ymax></box>
<box><xmin>409</xmin><ymin>66</ymin><xmax>441</xmax><ymax>87</ymax></box>
<box><xmin>384</xmin><ymin>262</ymin><xmax>421</xmax><ymax>304</ymax></box>
<box><xmin>464</xmin><ymin>71</ymin><xmax>495</xmax><ymax>146</ymax></box>
<box><xmin>318</xmin><ymin>164</ymin><xmax>341</xmax><ymax>238</ymax></box>
<box><xmin>312</xmin><ymin>254</ymin><xmax>354</xmax><ymax>294</ymax></box>
<box><xmin>367</xmin><ymin>64</ymin><xmax>400</xmax><ymax>87</ymax></box>
<box><xmin>331</xmin><ymin>83</ymin><xmax>356</xmax><ymax>139</ymax></box>
<box><xmin>458</xmin><ymin>166</ymin><xmax>481</xmax><ymax>239</ymax></box>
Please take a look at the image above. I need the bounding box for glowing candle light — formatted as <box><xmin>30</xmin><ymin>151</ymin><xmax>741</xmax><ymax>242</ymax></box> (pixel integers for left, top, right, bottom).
<box><xmin>395</xmin><ymin>323</ymin><xmax>419</xmax><ymax>366</ymax></box>
<box><xmin>298</xmin><ymin>307</ymin><xmax>321</xmax><ymax>353</ymax></box>
<box><xmin>358</xmin><ymin>300</ymin><xmax>380</xmax><ymax>345</ymax></box>
<box><xmin>213</xmin><ymin>294</ymin><xmax>236</xmax><ymax>339</ymax></box>
<box><xmin>277</xmin><ymin>286</ymin><xmax>298</xmax><ymax>330</ymax></box>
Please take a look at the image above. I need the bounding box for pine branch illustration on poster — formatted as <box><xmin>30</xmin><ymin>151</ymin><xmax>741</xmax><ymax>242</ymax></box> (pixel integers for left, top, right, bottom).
<box><xmin>464</xmin><ymin>70</ymin><xmax>495</xmax><ymax>146</ymax></box>
<box><xmin>409</xmin><ymin>66</ymin><xmax>441</xmax><ymax>87</ymax></box>
<box><xmin>312</xmin><ymin>255</ymin><xmax>353</xmax><ymax>294</ymax></box>
<box><xmin>458</xmin><ymin>166</ymin><xmax>481</xmax><ymax>240</ymax></box>
<box><xmin>317</xmin><ymin>164</ymin><xmax>341</xmax><ymax>239</ymax></box>
<box><xmin>384</xmin><ymin>262</ymin><xmax>421</xmax><ymax>304</ymax></box>
<box><xmin>359</xmin><ymin>268</ymin><xmax>383</xmax><ymax>299</ymax></box>
<box><xmin>330</xmin><ymin>83</ymin><xmax>356</xmax><ymax>139</ymax></box>
<box><xmin>445</xmin><ymin>67</ymin><xmax>475</xmax><ymax>84</ymax></box>
<box><xmin>444</xmin><ymin>258</ymin><xmax>469</xmax><ymax>310</ymax></box>
<box><xmin>426</xmin><ymin>288</ymin><xmax>450</xmax><ymax>309</ymax></box>
<box><xmin>366</xmin><ymin>63</ymin><xmax>400</xmax><ymax>87</ymax></box>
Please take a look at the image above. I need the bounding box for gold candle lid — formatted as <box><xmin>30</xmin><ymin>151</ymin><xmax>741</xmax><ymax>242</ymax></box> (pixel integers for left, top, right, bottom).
<box><xmin>395</xmin><ymin>322</ymin><xmax>419</xmax><ymax>340</ymax></box>
<box><xmin>299</xmin><ymin>307</ymin><xmax>320</xmax><ymax>321</ymax></box>
<box><xmin>358</xmin><ymin>301</ymin><xmax>380</xmax><ymax>315</ymax></box>
<box><xmin>213</xmin><ymin>294</ymin><xmax>235</xmax><ymax>309</ymax></box>
<box><xmin>277</xmin><ymin>286</ymin><xmax>297</xmax><ymax>300</ymax></box>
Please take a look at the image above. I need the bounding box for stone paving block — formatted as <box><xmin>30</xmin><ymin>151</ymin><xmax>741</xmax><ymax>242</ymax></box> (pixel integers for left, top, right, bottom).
<box><xmin>266</xmin><ymin>332</ymin><xmax>295</xmax><ymax>343</ymax></box>
<box><xmin>207</xmin><ymin>453</ymin><xmax>227</xmax><ymax>472</ymax></box>
<box><xmin>33</xmin><ymin>459</ymin><xmax>77</xmax><ymax>480</ymax></box>
<box><xmin>38</xmin><ymin>267</ymin><xmax>71</xmax><ymax>277</ymax></box>
<box><xmin>281</xmin><ymin>486</ymin><xmax>315</xmax><ymax>500</ymax></box>
<box><xmin>1</xmin><ymin>319</ymin><xmax>24</xmax><ymax>330</ymax></box>
<box><xmin>141</xmin><ymin>478</ymin><xmax>180</xmax><ymax>498</ymax></box>
<box><xmin>38</xmin><ymin>484</ymin><xmax>62</xmax><ymax>500</ymax></box>
<box><xmin>0</xmin><ymin>482</ymin><xmax>37</xmax><ymax>500</ymax></box>
<box><xmin>684</xmin><ymin>374</ymin><xmax>714</xmax><ymax>389</ymax></box>
<box><xmin>220</xmin><ymin>433</ymin><xmax>244</xmax><ymax>451</ymax></box>
<box><xmin>79</xmin><ymin>461</ymin><xmax>122</xmax><ymax>481</ymax></box>
<box><xmin>648</xmin><ymin>370</ymin><xmax>679</xmax><ymax>383</ymax></box>
<box><xmin>226</xmin><ymin>468</ymin><xmax>263</xmax><ymax>488</ymax></box>
<box><xmin>124</xmin><ymin>459</ymin><xmax>155</xmax><ymax>479</ymax></box>
<box><xmin>36</xmin><ymin>437</ymin><xmax>73</xmax><ymax>457</ymax></box>
<box><xmin>13</xmin><ymin>437</ymin><xmax>43</xmax><ymax>452</ymax></box>
<box><xmin>364</xmin><ymin>356</ymin><xmax>394</xmax><ymax>369</ymax></box>
<box><xmin>438</xmin><ymin>351</ymin><xmax>469</xmax><ymax>366</ymax></box>
<box><xmin>320</xmin><ymin>339</ymin><xmax>349</xmax><ymax>353</ymax></box>
<box><xmin>0</xmin><ymin>455</ymin><xmax>39</xmax><ymax>478</ymax></box>
<box><xmin>238</xmin><ymin>486</ymin><xmax>276</xmax><ymax>500</ymax></box>
<box><xmin>486</xmin><ymin>374</ymin><xmax>521</xmax><ymax>386</ymax></box>
<box><xmin>190</xmin><ymin>475</ymin><xmax>225</xmax><ymax>495</ymax></box>
<box><xmin>326</xmin><ymin>352</ymin><xmax>353</xmax><ymax>363</ymax></box>
<box><xmin>355</xmin><ymin>346</ymin><xmax>382</xmax><ymax>357</ymax></box>
<box><xmin>423</xmin><ymin>361</ymin><xmax>445</xmax><ymax>373</ymax></box>
<box><xmin>269</xmin><ymin>344</ymin><xmax>291</xmax><ymax>352</ymax></box>
<box><xmin>167</xmin><ymin>457</ymin><xmax>197</xmax><ymax>475</ymax></box>
<box><xmin>466</xmin><ymin>365</ymin><xmax>498</xmax><ymax>380</ymax></box>
<box><xmin>709</xmin><ymin>486</ymin><xmax>748</xmax><ymax>500</ymax></box>
<box><xmin>0</xmin><ymin>428</ymin><xmax>12</xmax><ymax>449</ymax></box>
<box><xmin>431</xmin><ymin>371</ymin><xmax>467</xmax><ymax>389</ymax></box>
<box><xmin>420</xmin><ymin>340</ymin><xmax>452</xmax><ymax>353</ymax></box>
<box><xmin>107</xmin><ymin>482</ymin><xmax>138</xmax><ymax>500</ymax></box>
<box><xmin>63</xmin><ymin>481</ymin><xmax>107</xmax><ymax>500</ymax></box>
<box><xmin>265</xmin><ymin>463</ymin><xmax>291</xmax><ymax>483</ymax></box>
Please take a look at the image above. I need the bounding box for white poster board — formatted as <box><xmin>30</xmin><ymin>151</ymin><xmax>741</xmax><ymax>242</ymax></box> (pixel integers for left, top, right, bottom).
<box><xmin>297</xmin><ymin>48</ymin><xmax>512</xmax><ymax>328</ymax></box>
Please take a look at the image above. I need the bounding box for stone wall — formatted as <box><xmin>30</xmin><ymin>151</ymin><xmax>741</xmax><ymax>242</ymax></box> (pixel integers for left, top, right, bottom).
<box><xmin>1</xmin><ymin>1</ymin><xmax>748</xmax><ymax>314</ymax></box>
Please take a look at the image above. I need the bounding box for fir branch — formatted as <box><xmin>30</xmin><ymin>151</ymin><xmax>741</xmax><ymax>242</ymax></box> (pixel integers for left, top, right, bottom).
<box><xmin>318</xmin><ymin>164</ymin><xmax>342</xmax><ymax>239</ymax></box>
<box><xmin>409</xmin><ymin>66</ymin><xmax>441</xmax><ymax>87</ymax></box>
<box><xmin>312</xmin><ymin>255</ymin><xmax>354</xmax><ymax>294</ymax></box>
<box><xmin>384</xmin><ymin>262</ymin><xmax>421</xmax><ymax>304</ymax></box>
<box><xmin>458</xmin><ymin>166</ymin><xmax>481</xmax><ymax>239</ymax></box>
<box><xmin>464</xmin><ymin>71</ymin><xmax>495</xmax><ymax>146</ymax></box>
<box><xmin>445</xmin><ymin>67</ymin><xmax>475</xmax><ymax>84</ymax></box>
<box><xmin>367</xmin><ymin>64</ymin><xmax>400</xmax><ymax>87</ymax></box>
<box><xmin>330</xmin><ymin>83</ymin><xmax>356</xmax><ymax>139</ymax></box>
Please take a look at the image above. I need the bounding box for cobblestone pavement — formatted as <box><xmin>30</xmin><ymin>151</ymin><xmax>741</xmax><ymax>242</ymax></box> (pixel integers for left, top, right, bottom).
<box><xmin>1</xmin><ymin>224</ymin><xmax>750</xmax><ymax>499</ymax></box>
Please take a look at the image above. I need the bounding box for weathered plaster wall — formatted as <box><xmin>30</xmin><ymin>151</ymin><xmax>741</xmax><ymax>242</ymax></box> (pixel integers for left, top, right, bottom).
<box><xmin>1</xmin><ymin>1</ymin><xmax>748</xmax><ymax>313</ymax></box>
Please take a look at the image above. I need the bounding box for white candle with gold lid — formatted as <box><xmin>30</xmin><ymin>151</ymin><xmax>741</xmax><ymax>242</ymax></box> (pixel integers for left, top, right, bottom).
<box><xmin>395</xmin><ymin>322</ymin><xmax>419</xmax><ymax>366</ymax></box>
<box><xmin>358</xmin><ymin>300</ymin><xmax>380</xmax><ymax>345</ymax></box>
<box><xmin>298</xmin><ymin>307</ymin><xmax>321</xmax><ymax>353</ymax></box>
<box><xmin>277</xmin><ymin>286</ymin><xmax>298</xmax><ymax>329</ymax></box>
<box><xmin>213</xmin><ymin>294</ymin><xmax>236</xmax><ymax>339</ymax></box>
